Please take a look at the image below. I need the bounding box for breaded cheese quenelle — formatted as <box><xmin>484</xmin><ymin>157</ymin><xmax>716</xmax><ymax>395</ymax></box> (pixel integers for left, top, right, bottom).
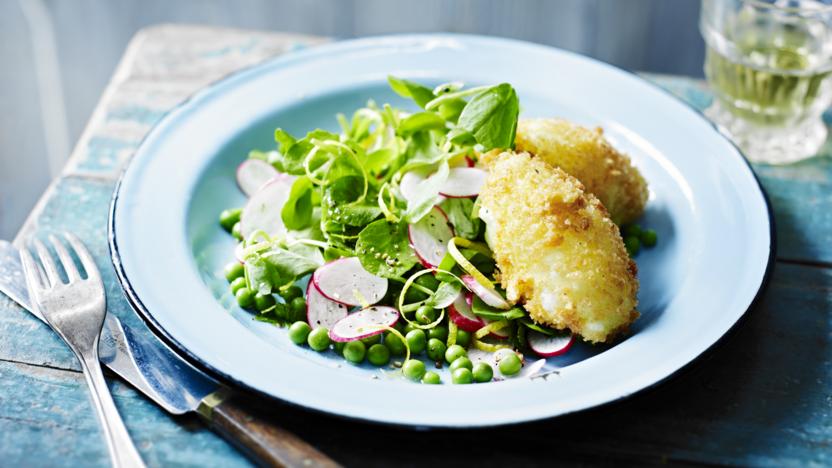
<box><xmin>513</xmin><ymin>118</ymin><xmax>649</xmax><ymax>225</ymax></box>
<box><xmin>478</xmin><ymin>152</ymin><xmax>639</xmax><ymax>343</ymax></box>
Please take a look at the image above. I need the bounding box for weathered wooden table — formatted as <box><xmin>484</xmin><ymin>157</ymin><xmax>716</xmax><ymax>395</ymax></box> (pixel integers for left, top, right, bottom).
<box><xmin>1</xmin><ymin>25</ymin><xmax>830</xmax><ymax>467</ymax></box>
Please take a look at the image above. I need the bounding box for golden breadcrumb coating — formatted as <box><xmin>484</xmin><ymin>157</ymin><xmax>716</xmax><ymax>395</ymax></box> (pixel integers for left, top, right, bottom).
<box><xmin>478</xmin><ymin>152</ymin><xmax>639</xmax><ymax>343</ymax></box>
<box><xmin>510</xmin><ymin>118</ymin><xmax>649</xmax><ymax>225</ymax></box>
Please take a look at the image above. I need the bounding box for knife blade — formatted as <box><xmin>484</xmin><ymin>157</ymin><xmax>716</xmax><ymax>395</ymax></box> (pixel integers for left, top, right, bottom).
<box><xmin>0</xmin><ymin>240</ymin><xmax>338</xmax><ymax>467</ymax></box>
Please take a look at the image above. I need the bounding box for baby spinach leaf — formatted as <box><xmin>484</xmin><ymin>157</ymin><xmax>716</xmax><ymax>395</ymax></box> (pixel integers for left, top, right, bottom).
<box><xmin>388</xmin><ymin>76</ymin><xmax>436</xmax><ymax>109</ymax></box>
<box><xmin>457</xmin><ymin>83</ymin><xmax>519</xmax><ymax>151</ymax></box>
<box><xmin>440</xmin><ymin>198</ymin><xmax>481</xmax><ymax>240</ymax></box>
<box><xmin>281</xmin><ymin>177</ymin><xmax>314</xmax><ymax>230</ymax></box>
<box><xmin>355</xmin><ymin>220</ymin><xmax>419</xmax><ymax>278</ymax></box>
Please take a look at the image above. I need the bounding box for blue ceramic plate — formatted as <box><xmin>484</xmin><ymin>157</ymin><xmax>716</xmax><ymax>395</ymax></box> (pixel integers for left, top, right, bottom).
<box><xmin>110</xmin><ymin>35</ymin><xmax>773</xmax><ymax>427</ymax></box>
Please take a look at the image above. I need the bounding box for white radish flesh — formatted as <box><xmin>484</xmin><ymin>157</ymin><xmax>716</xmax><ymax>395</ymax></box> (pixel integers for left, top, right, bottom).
<box><xmin>311</xmin><ymin>257</ymin><xmax>388</xmax><ymax>307</ymax></box>
<box><xmin>306</xmin><ymin>281</ymin><xmax>348</xmax><ymax>330</ymax></box>
<box><xmin>528</xmin><ymin>330</ymin><xmax>574</xmax><ymax>357</ymax></box>
<box><xmin>461</xmin><ymin>275</ymin><xmax>511</xmax><ymax>310</ymax></box>
<box><xmin>328</xmin><ymin>306</ymin><xmax>400</xmax><ymax>342</ymax></box>
<box><xmin>240</xmin><ymin>176</ymin><xmax>294</xmax><ymax>238</ymax></box>
<box><xmin>438</xmin><ymin>167</ymin><xmax>486</xmax><ymax>198</ymax></box>
<box><xmin>408</xmin><ymin>206</ymin><xmax>454</xmax><ymax>268</ymax></box>
<box><xmin>399</xmin><ymin>171</ymin><xmax>423</xmax><ymax>204</ymax></box>
<box><xmin>449</xmin><ymin>292</ymin><xmax>485</xmax><ymax>332</ymax></box>
<box><xmin>236</xmin><ymin>159</ymin><xmax>280</xmax><ymax>197</ymax></box>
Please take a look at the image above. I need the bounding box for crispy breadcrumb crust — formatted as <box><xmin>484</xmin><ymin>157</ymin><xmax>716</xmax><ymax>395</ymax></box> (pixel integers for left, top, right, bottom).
<box><xmin>479</xmin><ymin>152</ymin><xmax>639</xmax><ymax>343</ymax></box>
<box><xmin>505</xmin><ymin>118</ymin><xmax>649</xmax><ymax>225</ymax></box>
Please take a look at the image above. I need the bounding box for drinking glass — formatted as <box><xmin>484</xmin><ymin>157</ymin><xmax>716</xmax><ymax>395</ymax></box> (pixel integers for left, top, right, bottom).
<box><xmin>700</xmin><ymin>0</ymin><xmax>832</xmax><ymax>164</ymax></box>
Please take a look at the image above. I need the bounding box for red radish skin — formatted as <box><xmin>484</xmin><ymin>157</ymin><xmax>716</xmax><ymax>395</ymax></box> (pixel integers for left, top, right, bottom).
<box><xmin>306</xmin><ymin>281</ymin><xmax>348</xmax><ymax>330</ymax></box>
<box><xmin>236</xmin><ymin>159</ymin><xmax>280</xmax><ymax>197</ymax></box>
<box><xmin>328</xmin><ymin>306</ymin><xmax>400</xmax><ymax>342</ymax></box>
<box><xmin>461</xmin><ymin>275</ymin><xmax>511</xmax><ymax>310</ymax></box>
<box><xmin>465</xmin><ymin>156</ymin><xmax>475</xmax><ymax>167</ymax></box>
<box><xmin>311</xmin><ymin>257</ymin><xmax>387</xmax><ymax>307</ymax></box>
<box><xmin>408</xmin><ymin>206</ymin><xmax>454</xmax><ymax>269</ymax></box>
<box><xmin>449</xmin><ymin>292</ymin><xmax>485</xmax><ymax>332</ymax></box>
<box><xmin>438</xmin><ymin>167</ymin><xmax>487</xmax><ymax>198</ymax></box>
<box><xmin>528</xmin><ymin>330</ymin><xmax>575</xmax><ymax>357</ymax></box>
<box><xmin>239</xmin><ymin>176</ymin><xmax>295</xmax><ymax>238</ymax></box>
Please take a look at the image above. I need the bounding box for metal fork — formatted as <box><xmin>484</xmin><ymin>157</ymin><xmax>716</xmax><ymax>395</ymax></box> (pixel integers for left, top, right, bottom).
<box><xmin>20</xmin><ymin>233</ymin><xmax>145</xmax><ymax>468</ymax></box>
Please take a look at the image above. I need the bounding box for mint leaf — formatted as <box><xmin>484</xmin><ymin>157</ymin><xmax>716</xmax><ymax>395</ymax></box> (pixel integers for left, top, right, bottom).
<box><xmin>457</xmin><ymin>83</ymin><xmax>519</xmax><ymax>151</ymax></box>
<box><xmin>356</xmin><ymin>220</ymin><xmax>419</xmax><ymax>278</ymax></box>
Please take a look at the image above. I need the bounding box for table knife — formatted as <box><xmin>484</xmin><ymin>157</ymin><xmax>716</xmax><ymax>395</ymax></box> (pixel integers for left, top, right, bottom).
<box><xmin>0</xmin><ymin>240</ymin><xmax>338</xmax><ymax>468</ymax></box>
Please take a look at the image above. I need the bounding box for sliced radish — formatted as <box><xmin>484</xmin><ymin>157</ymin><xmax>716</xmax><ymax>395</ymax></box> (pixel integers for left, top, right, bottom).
<box><xmin>311</xmin><ymin>257</ymin><xmax>387</xmax><ymax>307</ymax></box>
<box><xmin>528</xmin><ymin>330</ymin><xmax>574</xmax><ymax>357</ymax></box>
<box><xmin>234</xmin><ymin>243</ymin><xmax>246</xmax><ymax>263</ymax></box>
<box><xmin>461</xmin><ymin>275</ymin><xmax>511</xmax><ymax>310</ymax></box>
<box><xmin>240</xmin><ymin>176</ymin><xmax>295</xmax><ymax>238</ymax></box>
<box><xmin>399</xmin><ymin>171</ymin><xmax>423</xmax><ymax>204</ymax></box>
<box><xmin>449</xmin><ymin>292</ymin><xmax>485</xmax><ymax>332</ymax></box>
<box><xmin>236</xmin><ymin>159</ymin><xmax>279</xmax><ymax>197</ymax></box>
<box><xmin>438</xmin><ymin>167</ymin><xmax>486</xmax><ymax>198</ymax></box>
<box><xmin>306</xmin><ymin>281</ymin><xmax>348</xmax><ymax>330</ymax></box>
<box><xmin>328</xmin><ymin>306</ymin><xmax>400</xmax><ymax>342</ymax></box>
<box><xmin>408</xmin><ymin>206</ymin><xmax>454</xmax><ymax>268</ymax></box>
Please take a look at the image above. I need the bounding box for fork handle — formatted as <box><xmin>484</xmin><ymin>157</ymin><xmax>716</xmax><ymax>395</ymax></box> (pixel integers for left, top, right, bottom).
<box><xmin>79</xmin><ymin>353</ymin><xmax>146</xmax><ymax>468</ymax></box>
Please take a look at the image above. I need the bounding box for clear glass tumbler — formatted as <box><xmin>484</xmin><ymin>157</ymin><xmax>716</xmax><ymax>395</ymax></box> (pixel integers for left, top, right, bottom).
<box><xmin>700</xmin><ymin>0</ymin><xmax>832</xmax><ymax>164</ymax></box>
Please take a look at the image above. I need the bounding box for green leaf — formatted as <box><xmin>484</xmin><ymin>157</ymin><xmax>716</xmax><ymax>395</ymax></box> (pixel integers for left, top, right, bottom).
<box><xmin>399</xmin><ymin>130</ymin><xmax>444</xmax><ymax>174</ymax></box>
<box><xmin>427</xmin><ymin>281</ymin><xmax>462</xmax><ymax>308</ymax></box>
<box><xmin>355</xmin><ymin>220</ymin><xmax>419</xmax><ymax>278</ymax></box>
<box><xmin>281</xmin><ymin>177</ymin><xmax>314</xmax><ymax>230</ymax></box>
<box><xmin>440</xmin><ymin>198</ymin><xmax>481</xmax><ymax>240</ymax></box>
<box><xmin>388</xmin><ymin>76</ymin><xmax>436</xmax><ymax>109</ymax></box>
<box><xmin>398</xmin><ymin>112</ymin><xmax>446</xmax><ymax>135</ymax></box>
<box><xmin>263</xmin><ymin>243</ymin><xmax>324</xmax><ymax>285</ymax></box>
<box><xmin>457</xmin><ymin>83</ymin><xmax>519</xmax><ymax>151</ymax></box>
<box><xmin>322</xmin><ymin>176</ymin><xmax>381</xmax><ymax>227</ymax></box>
<box><xmin>470</xmin><ymin>296</ymin><xmax>525</xmax><ymax>321</ymax></box>
<box><xmin>274</xmin><ymin>128</ymin><xmax>296</xmax><ymax>152</ymax></box>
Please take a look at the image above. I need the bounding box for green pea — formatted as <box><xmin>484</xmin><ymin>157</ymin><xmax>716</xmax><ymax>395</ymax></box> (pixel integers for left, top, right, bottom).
<box><xmin>414</xmin><ymin>274</ymin><xmax>440</xmax><ymax>290</ymax></box>
<box><xmin>421</xmin><ymin>371</ymin><xmax>441</xmax><ymax>385</ymax></box>
<box><xmin>235</xmin><ymin>287</ymin><xmax>256</xmax><ymax>309</ymax></box>
<box><xmin>428</xmin><ymin>325</ymin><xmax>448</xmax><ymax>342</ymax></box>
<box><xmin>498</xmin><ymin>352</ymin><xmax>522</xmax><ymax>376</ymax></box>
<box><xmin>472</xmin><ymin>362</ymin><xmax>493</xmax><ymax>382</ymax></box>
<box><xmin>281</xmin><ymin>285</ymin><xmax>303</xmax><ymax>302</ymax></box>
<box><xmin>219</xmin><ymin>208</ymin><xmax>242</xmax><ymax>232</ymax></box>
<box><xmin>229</xmin><ymin>277</ymin><xmax>247</xmax><ymax>294</ymax></box>
<box><xmin>307</xmin><ymin>327</ymin><xmax>331</xmax><ymax>351</ymax></box>
<box><xmin>288</xmin><ymin>297</ymin><xmax>307</xmax><ymax>322</ymax></box>
<box><xmin>449</xmin><ymin>356</ymin><xmax>473</xmax><ymax>372</ymax></box>
<box><xmin>367</xmin><ymin>344</ymin><xmax>391</xmax><ymax>366</ymax></box>
<box><xmin>402</xmin><ymin>359</ymin><xmax>426</xmax><ymax>381</ymax></box>
<box><xmin>224</xmin><ymin>262</ymin><xmax>245</xmax><ymax>282</ymax></box>
<box><xmin>403</xmin><ymin>322</ymin><xmax>420</xmax><ymax>335</ymax></box>
<box><xmin>343</xmin><ymin>341</ymin><xmax>366</xmax><ymax>363</ymax></box>
<box><xmin>415</xmin><ymin>305</ymin><xmax>438</xmax><ymax>324</ymax></box>
<box><xmin>455</xmin><ymin>329</ymin><xmax>471</xmax><ymax>348</ymax></box>
<box><xmin>621</xmin><ymin>223</ymin><xmax>642</xmax><ymax>238</ymax></box>
<box><xmin>445</xmin><ymin>344</ymin><xmax>467</xmax><ymax>364</ymax></box>
<box><xmin>404</xmin><ymin>287</ymin><xmax>429</xmax><ymax>304</ymax></box>
<box><xmin>640</xmin><ymin>229</ymin><xmax>658</xmax><ymax>247</ymax></box>
<box><xmin>361</xmin><ymin>334</ymin><xmax>381</xmax><ymax>346</ymax></box>
<box><xmin>288</xmin><ymin>321</ymin><xmax>311</xmax><ymax>345</ymax></box>
<box><xmin>333</xmin><ymin>341</ymin><xmax>346</xmax><ymax>355</ymax></box>
<box><xmin>254</xmin><ymin>293</ymin><xmax>276</xmax><ymax>312</ymax></box>
<box><xmin>231</xmin><ymin>222</ymin><xmax>243</xmax><ymax>241</ymax></box>
<box><xmin>384</xmin><ymin>332</ymin><xmax>406</xmax><ymax>356</ymax></box>
<box><xmin>406</xmin><ymin>329</ymin><xmax>427</xmax><ymax>354</ymax></box>
<box><xmin>426</xmin><ymin>338</ymin><xmax>447</xmax><ymax>362</ymax></box>
<box><xmin>273</xmin><ymin>303</ymin><xmax>290</xmax><ymax>322</ymax></box>
<box><xmin>624</xmin><ymin>236</ymin><xmax>640</xmax><ymax>256</ymax></box>
<box><xmin>451</xmin><ymin>368</ymin><xmax>473</xmax><ymax>384</ymax></box>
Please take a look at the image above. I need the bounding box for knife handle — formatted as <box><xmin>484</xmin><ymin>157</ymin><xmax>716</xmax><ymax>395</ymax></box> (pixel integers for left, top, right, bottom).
<box><xmin>198</xmin><ymin>389</ymin><xmax>340</xmax><ymax>468</ymax></box>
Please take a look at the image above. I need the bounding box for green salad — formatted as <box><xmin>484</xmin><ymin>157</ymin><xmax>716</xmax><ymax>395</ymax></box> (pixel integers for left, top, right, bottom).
<box><xmin>217</xmin><ymin>77</ymin><xmax>654</xmax><ymax>384</ymax></box>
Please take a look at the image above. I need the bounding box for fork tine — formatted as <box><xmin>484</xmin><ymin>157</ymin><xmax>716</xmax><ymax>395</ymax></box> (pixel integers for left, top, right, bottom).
<box><xmin>33</xmin><ymin>238</ymin><xmax>61</xmax><ymax>286</ymax></box>
<box><xmin>64</xmin><ymin>233</ymin><xmax>100</xmax><ymax>282</ymax></box>
<box><xmin>48</xmin><ymin>234</ymin><xmax>80</xmax><ymax>282</ymax></box>
<box><xmin>19</xmin><ymin>246</ymin><xmax>46</xmax><ymax>294</ymax></box>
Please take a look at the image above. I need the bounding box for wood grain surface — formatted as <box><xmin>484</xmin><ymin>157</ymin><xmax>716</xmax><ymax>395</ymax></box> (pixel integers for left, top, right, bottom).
<box><xmin>0</xmin><ymin>25</ymin><xmax>830</xmax><ymax>467</ymax></box>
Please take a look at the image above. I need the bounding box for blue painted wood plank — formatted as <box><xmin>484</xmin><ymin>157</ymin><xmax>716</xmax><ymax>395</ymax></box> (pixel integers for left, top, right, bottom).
<box><xmin>0</xmin><ymin>360</ymin><xmax>249</xmax><ymax>467</ymax></box>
